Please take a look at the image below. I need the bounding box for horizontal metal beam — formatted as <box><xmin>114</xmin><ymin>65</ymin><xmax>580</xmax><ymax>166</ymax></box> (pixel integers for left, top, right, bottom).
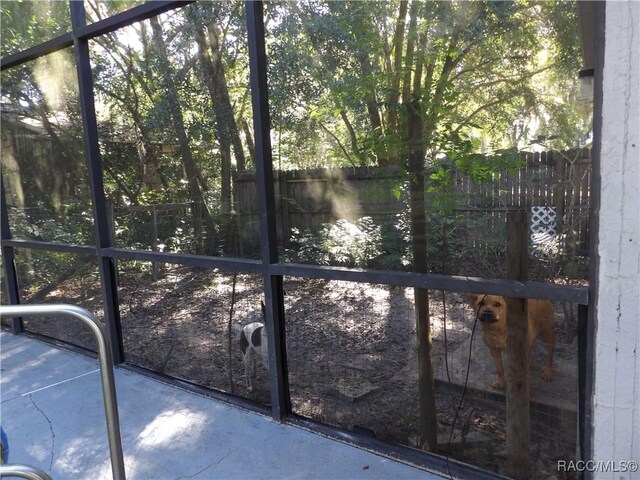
<box><xmin>1</xmin><ymin>33</ymin><xmax>74</xmax><ymax>70</ymax></box>
<box><xmin>0</xmin><ymin>240</ymin><xmax>262</xmax><ymax>273</ymax></box>
<box><xmin>74</xmin><ymin>1</ymin><xmax>195</xmax><ymax>41</ymax></box>
<box><xmin>0</xmin><ymin>237</ymin><xmax>589</xmax><ymax>303</ymax></box>
<box><xmin>271</xmin><ymin>263</ymin><xmax>589</xmax><ymax>304</ymax></box>
<box><xmin>287</xmin><ymin>415</ymin><xmax>510</xmax><ymax>480</ymax></box>
<box><xmin>0</xmin><ymin>239</ymin><xmax>97</xmax><ymax>256</ymax></box>
<box><xmin>1</xmin><ymin>2</ymin><xmax>193</xmax><ymax>71</ymax></box>
<box><xmin>100</xmin><ymin>247</ymin><xmax>263</xmax><ymax>274</ymax></box>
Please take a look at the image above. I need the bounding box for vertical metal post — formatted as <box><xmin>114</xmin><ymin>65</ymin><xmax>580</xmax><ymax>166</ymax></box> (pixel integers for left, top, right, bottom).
<box><xmin>0</xmin><ymin>176</ymin><xmax>23</xmax><ymax>333</ymax></box>
<box><xmin>577</xmin><ymin>303</ymin><xmax>589</xmax><ymax>462</ymax></box>
<box><xmin>505</xmin><ymin>210</ymin><xmax>531</xmax><ymax>480</ymax></box>
<box><xmin>583</xmin><ymin>2</ymin><xmax>606</xmax><ymax>473</ymax></box>
<box><xmin>246</xmin><ymin>0</ymin><xmax>290</xmax><ymax>421</ymax></box>
<box><xmin>70</xmin><ymin>1</ymin><xmax>124</xmax><ymax>364</ymax></box>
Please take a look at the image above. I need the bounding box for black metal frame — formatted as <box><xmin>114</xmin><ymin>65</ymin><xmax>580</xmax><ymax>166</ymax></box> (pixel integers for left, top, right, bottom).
<box><xmin>247</xmin><ymin>1</ymin><xmax>291</xmax><ymax>420</ymax></box>
<box><xmin>0</xmin><ymin>1</ymin><xmax>600</xmax><ymax>477</ymax></box>
<box><xmin>582</xmin><ymin>2</ymin><xmax>606</xmax><ymax>471</ymax></box>
<box><xmin>1</xmin><ymin>178</ymin><xmax>22</xmax><ymax>333</ymax></box>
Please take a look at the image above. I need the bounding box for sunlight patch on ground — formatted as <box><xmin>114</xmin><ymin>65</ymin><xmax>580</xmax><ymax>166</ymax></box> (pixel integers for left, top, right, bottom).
<box><xmin>1</xmin><ymin>348</ymin><xmax>65</xmax><ymax>388</ymax></box>
<box><xmin>135</xmin><ymin>408</ymin><xmax>207</xmax><ymax>451</ymax></box>
<box><xmin>25</xmin><ymin>442</ymin><xmax>50</xmax><ymax>465</ymax></box>
<box><xmin>56</xmin><ymin>437</ymin><xmax>101</xmax><ymax>478</ymax></box>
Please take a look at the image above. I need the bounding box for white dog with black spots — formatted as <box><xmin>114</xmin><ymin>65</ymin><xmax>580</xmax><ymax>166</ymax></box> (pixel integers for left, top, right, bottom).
<box><xmin>239</xmin><ymin>302</ymin><xmax>268</xmax><ymax>391</ymax></box>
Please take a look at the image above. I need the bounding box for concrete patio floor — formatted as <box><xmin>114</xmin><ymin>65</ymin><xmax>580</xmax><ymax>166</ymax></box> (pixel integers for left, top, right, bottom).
<box><xmin>1</xmin><ymin>331</ymin><xmax>444</xmax><ymax>480</ymax></box>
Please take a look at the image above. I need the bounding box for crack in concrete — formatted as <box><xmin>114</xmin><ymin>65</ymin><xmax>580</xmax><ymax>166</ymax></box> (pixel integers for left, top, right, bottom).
<box><xmin>28</xmin><ymin>394</ymin><xmax>55</xmax><ymax>472</ymax></box>
<box><xmin>174</xmin><ymin>450</ymin><xmax>233</xmax><ymax>480</ymax></box>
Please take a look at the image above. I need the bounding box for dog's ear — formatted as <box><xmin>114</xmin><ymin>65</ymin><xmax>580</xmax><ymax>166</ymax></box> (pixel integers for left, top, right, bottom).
<box><xmin>261</xmin><ymin>300</ymin><xmax>266</xmax><ymax>318</ymax></box>
<box><xmin>467</xmin><ymin>294</ymin><xmax>479</xmax><ymax>307</ymax></box>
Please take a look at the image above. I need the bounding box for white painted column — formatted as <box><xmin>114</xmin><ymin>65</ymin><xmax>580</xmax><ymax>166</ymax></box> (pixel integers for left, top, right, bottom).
<box><xmin>592</xmin><ymin>1</ymin><xmax>640</xmax><ymax>478</ymax></box>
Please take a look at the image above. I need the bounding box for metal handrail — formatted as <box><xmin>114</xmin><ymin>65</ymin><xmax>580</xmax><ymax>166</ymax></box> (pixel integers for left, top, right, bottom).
<box><xmin>0</xmin><ymin>464</ymin><xmax>53</xmax><ymax>480</ymax></box>
<box><xmin>0</xmin><ymin>304</ymin><xmax>126</xmax><ymax>480</ymax></box>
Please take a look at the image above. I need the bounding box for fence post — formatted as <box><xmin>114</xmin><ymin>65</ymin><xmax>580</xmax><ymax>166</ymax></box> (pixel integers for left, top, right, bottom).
<box><xmin>554</xmin><ymin>152</ymin><xmax>567</xmax><ymax>236</ymax></box>
<box><xmin>279</xmin><ymin>173</ymin><xmax>290</xmax><ymax>248</ymax></box>
<box><xmin>151</xmin><ymin>205</ymin><xmax>159</xmax><ymax>278</ymax></box>
<box><xmin>505</xmin><ymin>210</ymin><xmax>531</xmax><ymax>479</ymax></box>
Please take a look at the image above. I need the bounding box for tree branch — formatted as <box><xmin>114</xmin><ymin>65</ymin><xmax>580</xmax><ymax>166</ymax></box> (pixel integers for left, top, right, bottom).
<box><xmin>453</xmin><ymin>98</ymin><xmax>506</xmax><ymax>133</ymax></box>
<box><xmin>451</xmin><ymin>55</ymin><xmax>529</xmax><ymax>81</ymax></box>
<box><xmin>466</xmin><ymin>63</ymin><xmax>557</xmax><ymax>91</ymax></box>
<box><xmin>339</xmin><ymin>110</ymin><xmax>363</xmax><ymax>162</ymax></box>
<box><xmin>318</xmin><ymin>122</ymin><xmax>357</xmax><ymax>167</ymax></box>
<box><xmin>102</xmin><ymin>162</ymin><xmax>140</xmax><ymax>205</ymax></box>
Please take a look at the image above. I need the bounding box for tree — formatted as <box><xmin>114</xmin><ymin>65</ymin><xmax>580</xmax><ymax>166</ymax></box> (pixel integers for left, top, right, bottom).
<box><xmin>148</xmin><ymin>15</ymin><xmax>218</xmax><ymax>255</ymax></box>
<box><xmin>266</xmin><ymin>1</ymin><xmax>583</xmax><ymax>169</ymax></box>
<box><xmin>188</xmin><ymin>4</ymin><xmax>247</xmax><ymax>215</ymax></box>
<box><xmin>87</xmin><ymin>3</ymin><xmax>254</xmax><ymax>254</ymax></box>
<box><xmin>1</xmin><ymin>52</ymin><xmax>89</xmax><ymax>226</ymax></box>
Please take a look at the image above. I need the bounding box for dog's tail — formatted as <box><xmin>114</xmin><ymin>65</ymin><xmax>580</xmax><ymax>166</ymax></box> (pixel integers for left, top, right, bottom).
<box><xmin>232</xmin><ymin>323</ymin><xmax>245</xmax><ymax>342</ymax></box>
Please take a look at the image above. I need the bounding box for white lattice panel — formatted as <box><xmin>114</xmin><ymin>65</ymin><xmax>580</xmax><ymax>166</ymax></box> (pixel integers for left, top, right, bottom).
<box><xmin>531</xmin><ymin>206</ymin><xmax>558</xmax><ymax>255</ymax></box>
<box><xmin>532</xmin><ymin>206</ymin><xmax>556</xmax><ymax>225</ymax></box>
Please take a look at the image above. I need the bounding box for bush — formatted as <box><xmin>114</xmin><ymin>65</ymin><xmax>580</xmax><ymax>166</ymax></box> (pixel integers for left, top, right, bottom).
<box><xmin>8</xmin><ymin>205</ymin><xmax>94</xmax><ymax>245</ymax></box>
<box><xmin>286</xmin><ymin>217</ymin><xmax>384</xmax><ymax>268</ymax></box>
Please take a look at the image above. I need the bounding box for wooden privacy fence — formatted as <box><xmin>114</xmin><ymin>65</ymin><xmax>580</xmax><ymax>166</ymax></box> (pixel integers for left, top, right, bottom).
<box><xmin>233</xmin><ymin>149</ymin><xmax>591</xmax><ymax>255</ymax></box>
<box><xmin>235</xmin><ymin>164</ymin><xmax>405</xmax><ymax>245</ymax></box>
<box><xmin>451</xmin><ymin>149</ymin><xmax>592</xmax><ymax>256</ymax></box>
<box><xmin>454</xmin><ymin>149</ymin><xmax>591</xmax><ymax>211</ymax></box>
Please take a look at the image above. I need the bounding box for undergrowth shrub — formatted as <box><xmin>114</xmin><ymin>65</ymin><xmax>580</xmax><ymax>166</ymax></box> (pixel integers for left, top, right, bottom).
<box><xmin>286</xmin><ymin>217</ymin><xmax>384</xmax><ymax>268</ymax></box>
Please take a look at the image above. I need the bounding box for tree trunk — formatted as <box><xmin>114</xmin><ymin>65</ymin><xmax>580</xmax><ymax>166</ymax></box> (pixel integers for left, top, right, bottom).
<box><xmin>0</xmin><ymin>128</ymin><xmax>26</xmax><ymax>211</ymax></box>
<box><xmin>242</xmin><ymin>120</ymin><xmax>255</xmax><ymax>167</ymax></box>
<box><xmin>32</xmin><ymin>102</ymin><xmax>75</xmax><ymax>216</ymax></box>
<box><xmin>354</xmin><ymin>49</ymin><xmax>387</xmax><ymax>165</ymax></box>
<box><xmin>149</xmin><ymin>16</ymin><xmax>217</xmax><ymax>254</ymax></box>
<box><xmin>405</xmin><ymin>5</ymin><xmax>438</xmax><ymax>449</ymax></box>
<box><xmin>339</xmin><ymin>110</ymin><xmax>366</xmax><ymax>165</ymax></box>
<box><xmin>408</xmin><ymin>99</ymin><xmax>438</xmax><ymax>452</ymax></box>
<box><xmin>386</xmin><ymin>0</ymin><xmax>408</xmax><ymax>166</ymax></box>
<box><xmin>206</xmin><ymin>23</ymin><xmax>246</xmax><ymax>172</ymax></box>
<box><xmin>193</xmin><ymin>21</ymin><xmax>245</xmax><ymax>217</ymax></box>
<box><xmin>128</xmin><ymin>79</ymin><xmax>166</xmax><ymax>192</ymax></box>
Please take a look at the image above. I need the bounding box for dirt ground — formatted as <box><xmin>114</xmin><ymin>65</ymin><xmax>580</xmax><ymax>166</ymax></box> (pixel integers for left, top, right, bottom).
<box><xmin>17</xmin><ymin>264</ymin><xmax>579</xmax><ymax>479</ymax></box>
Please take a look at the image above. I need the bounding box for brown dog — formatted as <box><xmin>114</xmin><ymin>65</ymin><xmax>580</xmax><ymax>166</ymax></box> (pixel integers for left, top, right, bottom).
<box><xmin>470</xmin><ymin>294</ymin><xmax>555</xmax><ymax>390</ymax></box>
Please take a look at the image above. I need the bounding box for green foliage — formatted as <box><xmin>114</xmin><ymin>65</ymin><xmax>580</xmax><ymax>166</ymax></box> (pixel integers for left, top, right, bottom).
<box><xmin>286</xmin><ymin>217</ymin><xmax>383</xmax><ymax>268</ymax></box>
<box><xmin>424</xmin><ymin>140</ymin><xmax>521</xmax><ymax>214</ymax></box>
<box><xmin>7</xmin><ymin>206</ymin><xmax>94</xmax><ymax>246</ymax></box>
<box><xmin>0</xmin><ymin>1</ymin><xmax>70</xmax><ymax>57</ymax></box>
<box><xmin>13</xmin><ymin>248</ymin><xmax>97</xmax><ymax>296</ymax></box>
<box><xmin>265</xmin><ymin>0</ymin><xmax>586</xmax><ymax>178</ymax></box>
